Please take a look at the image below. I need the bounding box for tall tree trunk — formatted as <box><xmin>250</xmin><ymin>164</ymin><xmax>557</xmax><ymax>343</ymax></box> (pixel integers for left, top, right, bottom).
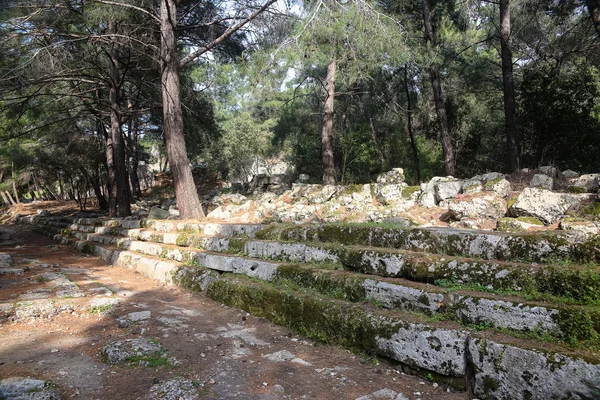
<box><xmin>11</xmin><ymin>162</ymin><xmax>20</xmax><ymax>203</ymax></box>
<box><xmin>127</xmin><ymin>116</ymin><xmax>142</xmax><ymax>199</ymax></box>
<box><xmin>587</xmin><ymin>0</ymin><xmax>600</xmax><ymax>39</ymax></box>
<box><xmin>160</xmin><ymin>0</ymin><xmax>204</xmax><ymax>219</ymax></box>
<box><xmin>422</xmin><ymin>0</ymin><xmax>455</xmax><ymax>177</ymax></box>
<box><xmin>500</xmin><ymin>0</ymin><xmax>520</xmax><ymax>173</ymax></box>
<box><xmin>108</xmin><ymin>20</ymin><xmax>131</xmax><ymax>217</ymax></box>
<box><xmin>321</xmin><ymin>59</ymin><xmax>337</xmax><ymax>185</ymax></box>
<box><xmin>404</xmin><ymin>65</ymin><xmax>421</xmax><ymax>183</ymax></box>
<box><xmin>101</xmin><ymin>121</ymin><xmax>117</xmax><ymax>217</ymax></box>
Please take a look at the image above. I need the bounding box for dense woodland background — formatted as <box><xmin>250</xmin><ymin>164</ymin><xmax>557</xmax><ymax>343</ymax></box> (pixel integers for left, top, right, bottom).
<box><xmin>1</xmin><ymin>0</ymin><xmax>599</xmax><ymax>218</ymax></box>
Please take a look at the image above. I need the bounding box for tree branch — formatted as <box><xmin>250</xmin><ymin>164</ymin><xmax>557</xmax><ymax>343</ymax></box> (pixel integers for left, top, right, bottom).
<box><xmin>179</xmin><ymin>0</ymin><xmax>278</xmax><ymax>68</ymax></box>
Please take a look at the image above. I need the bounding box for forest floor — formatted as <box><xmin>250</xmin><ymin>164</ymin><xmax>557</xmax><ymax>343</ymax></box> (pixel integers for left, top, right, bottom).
<box><xmin>0</xmin><ymin>220</ymin><xmax>472</xmax><ymax>400</ymax></box>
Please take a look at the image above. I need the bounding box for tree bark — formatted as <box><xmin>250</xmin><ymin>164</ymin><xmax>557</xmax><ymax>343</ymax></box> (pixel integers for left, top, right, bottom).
<box><xmin>0</xmin><ymin>191</ymin><xmax>10</xmax><ymax>206</ymax></box>
<box><xmin>4</xmin><ymin>191</ymin><xmax>16</xmax><ymax>205</ymax></box>
<box><xmin>422</xmin><ymin>1</ymin><xmax>455</xmax><ymax>176</ymax></box>
<box><xmin>422</xmin><ymin>0</ymin><xmax>455</xmax><ymax>176</ymax></box>
<box><xmin>127</xmin><ymin>115</ymin><xmax>143</xmax><ymax>199</ymax></box>
<box><xmin>500</xmin><ymin>0</ymin><xmax>520</xmax><ymax>173</ymax></box>
<box><xmin>108</xmin><ymin>19</ymin><xmax>132</xmax><ymax>217</ymax></box>
<box><xmin>587</xmin><ymin>0</ymin><xmax>600</xmax><ymax>40</ymax></box>
<box><xmin>404</xmin><ymin>65</ymin><xmax>421</xmax><ymax>183</ymax></box>
<box><xmin>160</xmin><ymin>0</ymin><xmax>204</xmax><ymax>219</ymax></box>
<box><xmin>101</xmin><ymin>120</ymin><xmax>118</xmax><ymax>217</ymax></box>
<box><xmin>11</xmin><ymin>162</ymin><xmax>20</xmax><ymax>203</ymax></box>
<box><xmin>321</xmin><ymin>59</ymin><xmax>337</xmax><ymax>185</ymax></box>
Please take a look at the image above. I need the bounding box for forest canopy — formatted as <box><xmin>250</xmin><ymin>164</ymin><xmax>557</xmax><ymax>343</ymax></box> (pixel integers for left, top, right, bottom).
<box><xmin>0</xmin><ymin>0</ymin><xmax>599</xmax><ymax>217</ymax></box>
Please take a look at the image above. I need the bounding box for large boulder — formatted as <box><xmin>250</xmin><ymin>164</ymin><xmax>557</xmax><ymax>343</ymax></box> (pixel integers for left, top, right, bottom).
<box><xmin>529</xmin><ymin>174</ymin><xmax>554</xmax><ymax>190</ymax></box>
<box><xmin>447</xmin><ymin>194</ymin><xmax>507</xmax><ymax>220</ymax></box>
<box><xmin>538</xmin><ymin>165</ymin><xmax>558</xmax><ymax>177</ymax></box>
<box><xmin>561</xmin><ymin>169</ymin><xmax>579</xmax><ymax>179</ymax></box>
<box><xmin>418</xmin><ymin>177</ymin><xmax>461</xmax><ymax>207</ymax></box>
<box><xmin>483</xmin><ymin>178</ymin><xmax>512</xmax><ymax>198</ymax></box>
<box><xmin>376</xmin><ymin>168</ymin><xmax>405</xmax><ymax>184</ymax></box>
<box><xmin>472</xmin><ymin>172</ymin><xmax>505</xmax><ymax>183</ymax></box>
<box><xmin>509</xmin><ymin>187</ymin><xmax>579</xmax><ymax>225</ymax></box>
<box><xmin>567</xmin><ymin>173</ymin><xmax>600</xmax><ymax>193</ymax></box>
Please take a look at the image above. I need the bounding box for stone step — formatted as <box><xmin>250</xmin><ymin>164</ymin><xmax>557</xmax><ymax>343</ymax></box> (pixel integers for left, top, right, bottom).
<box><xmin>192</xmin><ymin>273</ymin><xmax>600</xmax><ymax>400</ymax></box>
<box><xmin>256</xmin><ymin>223</ymin><xmax>600</xmax><ymax>264</ymax></box>
<box><xmin>56</xmin><ymin>231</ymin><xmax>600</xmax><ymax>341</ymax></box>
<box><xmin>25</xmin><ymin>215</ymin><xmax>264</xmax><ymax>239</ymax></box>
<box><xmin>87</xmin><ymin>224</ymin><xmax>600</xmax><ymax>305</ymax></box>
<box><xmin>51</xmin><ymin>235</ymin><xmax>180</xmax><ymax>285</ymax></box>
<box><xmin>57</xmin><ymin>233</ymin><xmax>280</xmax><ymax>282</ymax></box>
<box><xmin>24</xmin><ymin>218</ymin><xmax>600</xmax><ymax>399</ymax></box>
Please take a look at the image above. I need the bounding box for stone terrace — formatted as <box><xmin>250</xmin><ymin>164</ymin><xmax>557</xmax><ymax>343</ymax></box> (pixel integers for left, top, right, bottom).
<box><xmin>18</xmin><ymin>214</ymin><xmax>600</xmax><ymax>400</ymax></box>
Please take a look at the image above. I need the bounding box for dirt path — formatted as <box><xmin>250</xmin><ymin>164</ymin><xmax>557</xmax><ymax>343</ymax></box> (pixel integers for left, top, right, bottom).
<box><xmin>0</xmin><ymin>224</ymin><xmax>471</xmax><ymax>400</ymax></box>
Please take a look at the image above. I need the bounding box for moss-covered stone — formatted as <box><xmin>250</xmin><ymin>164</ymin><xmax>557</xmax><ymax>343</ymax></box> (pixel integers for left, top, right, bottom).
<box><xmin>227</xmin><ymin>238</ymin><xmax>247</xmax><ymax>254</ymax></box>
<box><xmin>567</xmin><ymin>186</ymin><xmax>588</xmax><ymax>194</ymax></box>
<box><xmin>402</xmin><ymin>186</ymin><xmax>421</xmax><ymax>199</ymax></box>
<box><xmin>206</xmin><ymin>277</ymin><xmax>403</xmax><ymax>354</ymax></box>
<box><xmin>276</xmin><ymin>264</ymin><xmax>366</xmax><ymax>302</ymax></box>
<box><xmin>175</xmin><ymin>233</ymin><xmax>190</xmax><ymax>247</ymax></box>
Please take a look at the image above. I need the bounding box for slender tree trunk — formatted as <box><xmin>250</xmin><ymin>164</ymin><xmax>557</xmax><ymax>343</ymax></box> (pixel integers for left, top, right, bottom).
<box><xmin>108</xmin><ymin>20</ymin><xmax>131</xmax><ymax>217</ymax></box>
<box><xmin>11</xmin><ymin>162</ymin><xmax>20</xmax><ymax>203</ymax></box>
<box><xmin>128</xmin><ymin>117</ymin><xmax>142</xmax><ymax>199</ymax></box>
<box><xmin>4</xmin><ymin>191</ymin><xmax>16</xmax><ymax>205</ymax></box>
<box><xmin>160</xmin><ymin>0</ymin><xmax>204</xmax><ymax>219</ymax></box>
<box><xmin>43</xmin><ymin>186</ymin><xmax>58</xmax><ymax>201</ymax></box>
<box><xmin>102</xmin><ymin>121</ymin><xmax>117</xmax><ymax>217</ymax></box>
<box><xmin>587</xmin><ymin>0</ymin><xmax>600</xmax><ymax>39</ymax></box>
<box><xmin>321</xmin><ymin>59</ymin><xmax>337</xmax><ymax>185</ymax></box>
<box><xmin>422</xmin><ymin>0</ymin><xmax>455</xmax><ymax>176</ymax></box>
<box><xmin>500</xmin><ymin>0</ymin><xmax>520</xmax><ymax>173</ymax></box>
<box><xmin>404</xmin><ymin>65</ymin><xmax>421</xmax><ymax>183</ymax></box>
<box><xmin>1</xmin><ymin>191</ymin><xmax>10</xmax><ymax>206</ymax></box>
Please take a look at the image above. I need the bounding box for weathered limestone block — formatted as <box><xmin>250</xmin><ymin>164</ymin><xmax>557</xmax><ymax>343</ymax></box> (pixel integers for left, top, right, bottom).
<box><xmin>362</xmin><ymin>280</ymin><xmax>444</xmax><ymax>314</ymax></box>
<box><xmin>529</xmin><ymin>174</ymin><xmax>554</xmax><ymax>190</ymax></box>
<box><xmin>453</xmin><ymin>296</ymin><xmax>559</xmax><ymax>333</ymax></box>
<box><xmin>377</xmin><ymin>168</ymin><xmax>406</xmax><ymax>184</ymax></box>
<box><xmin>435</xmin><ymin>181</ymin><xmax>462</xmax><ymax>202</ymax></box>
<box><xmin>559</xmin><ymin>219</ymin><xmax>599</xmax><ymax>236</ymax></box>
<box><xmin>468</xmin><ymin>337</ymin><xmax>600</xmax><ymax>400</ymax></box>
<box><xmin>472</xmin><ymin>172</ymin><xmax>505</xmax><ymax>183</ymax></box>
<box><xmin>447</xmin><ymin>194</ymin><xmax>507</xmax><ymax>220</ymax></box>
<box><xmin>483</xmin><ymin>178</ymin><xmax>512</xmax><ymax>198</ymax></box>
<box><xmin>561</xmin><ymin>169</ymin><xmax>579</xmax><ymax>179</ymax></box>
<box><xmin>460</xmin><ymin>180</ymin><xmax>483</xmax><ymax>194</ymax></box>
<box><xmin>568</xmin><ymin>173</ymin><xmax>600</xmax><ymax>192</ymax></box>
<box><xmin>376</xmin><ymin>325</ymin><xmax>468</xmax><ymax>377</ymax></box>
<box><xmin>195</xmin><ymin>253</ymin><xmax>278</xmax><ymax>281</ymax></box>
<box><xmin>538</xmin><ymin>165</ymin><xmax>558</xmax><ymax>177</ymax></box>
<box><xmin>509</xmin><ymin>187</ymin><xmax>578</xmax><ymax>224</ymax></box>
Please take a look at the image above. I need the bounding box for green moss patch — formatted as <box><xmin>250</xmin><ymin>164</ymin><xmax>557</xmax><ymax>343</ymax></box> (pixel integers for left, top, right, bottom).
<box><xmin>206</xmin><ymin>277</ymin><xmax>403</xmax><ymax>354</ymax></box>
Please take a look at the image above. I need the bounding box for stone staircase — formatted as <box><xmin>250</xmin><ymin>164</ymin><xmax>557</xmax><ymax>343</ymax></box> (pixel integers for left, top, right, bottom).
<box><xmin>19</xmin><ymin>214</ymin><xmax>600</xmax><ymax>400</ymax></box>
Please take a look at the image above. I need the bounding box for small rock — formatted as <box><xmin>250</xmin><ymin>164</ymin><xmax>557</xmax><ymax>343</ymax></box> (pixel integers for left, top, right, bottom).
<box><xmin>149</xmin><ymin>377</ymin><xmax>198</xmax><ymax>400</ymax></box>
<box><xmin>262</xmin><ymin>350</ymin><xmax>295</xmax><ymax>362</ymax></box>
<box><xmin>0</xmin><ymin>377</ymin><xmax>61</xmax><ymax>400</ymax></box>
<box><xmin>102</xmin><ymin>338</ymin><xmax>163</xmax><ymax>365</ymax></box>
